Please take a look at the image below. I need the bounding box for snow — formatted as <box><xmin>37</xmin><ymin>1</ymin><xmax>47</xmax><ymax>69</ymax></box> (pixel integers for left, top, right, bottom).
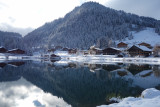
<box><xmin>98</xmin><ymin>88</ymin><xmax>160</xmax><ymax>107</ymax></box>
<box><xmin>125</xmin><ymin>28</ymin><xmax>160</xmax><ymax>46</ymax></box>
<box><xmin>134</xmin><ymin>45</ymin><xmax>152</xmax><ymax>51</ymax></box>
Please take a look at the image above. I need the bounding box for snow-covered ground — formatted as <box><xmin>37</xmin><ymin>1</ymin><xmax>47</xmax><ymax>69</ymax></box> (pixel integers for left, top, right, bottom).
<box><xmin>124</xmin><ymin>28</ymin><xmax>160</xmax><ymax>46</ymax></box>
<box><xmin>98</xmin><ymin>88</ymin><xmax>160</xmax><ymax>107</ymax></box>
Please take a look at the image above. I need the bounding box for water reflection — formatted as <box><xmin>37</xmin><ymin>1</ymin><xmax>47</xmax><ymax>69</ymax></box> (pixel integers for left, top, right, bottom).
<box><xmin>0</xmin><ymin>77</ymin><xmax>70</xmax><ymax>107</ymax></box>
<box><xmin>0</xmin><ymin>60</ymin><xmax>160</xmax><ymax>107</ymax></box>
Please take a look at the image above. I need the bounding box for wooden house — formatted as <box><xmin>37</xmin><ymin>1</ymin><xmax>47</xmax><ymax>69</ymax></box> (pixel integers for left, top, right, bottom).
<box><xmin>62</xmin><ymin>48</ymin><xmax>69</xmax><ymax>51</ymax></box>
<box><xmin>55</xmin><ymin>46</ymin><xmax>63</xmax><ymax>50</ymax></box>
<box><xmin>127</xmin><ymin>45</ymin><xmax>152</xmax><ymax>57</ymax></box>
<box><xmin>103</xmin><ymin>47</ymin><xmax>121</xmax><ymax>55</ymax></box>
<box><xmin>117</xmin><ymin>42</ymin><xmax>128</xmax><ymax>48</ymax></box>
<box><xmin>48</xmin><ymin>48</ymin><xmax>55</xmax><ymax>52</ymax></box>
<box><xmin>88</xmin><ymin>47</ymin><xmax>103</xmax><ymax>55</ymax></box>
<box><xmin>68</xmin><ymin>49</ymin><xmax>77</xmax><ymax>54</ymax></box>
<box><xmin>138</xmin><ymin>42</ymin><xmax>152</xmax><ymax>49</ymax></box>
<box><xmin>0</xmin><ymin>47</ymin><xmax>7</xmax><ymax>53</ymax></box>
<box><xmin>7</xmin><ymin>49</ymin><xmax>25</xmax><ymax>54</ymax></box>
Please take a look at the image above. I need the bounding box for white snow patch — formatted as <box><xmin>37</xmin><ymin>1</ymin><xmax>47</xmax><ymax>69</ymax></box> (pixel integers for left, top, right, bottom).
<box><xmin>125</xmin><ymin>28</ymin><xmax>160</xmax><ymax>46</ymax></box>
<box><xmin>98</xmin><ymin>88</ymin><xmax>160</xmax><ymax>107</ymax></box>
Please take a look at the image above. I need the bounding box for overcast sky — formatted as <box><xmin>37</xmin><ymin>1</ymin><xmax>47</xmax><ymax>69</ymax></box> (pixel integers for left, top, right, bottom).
<box><xmin>0</xmin><ymin>0</ymin><xmax>160</xmax><ymax>36</ymax></box>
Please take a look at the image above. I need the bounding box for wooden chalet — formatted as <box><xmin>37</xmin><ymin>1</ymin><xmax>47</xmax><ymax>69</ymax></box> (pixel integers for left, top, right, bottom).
<box><xmin>138</xmin><ymin>42</ymin><xmax>152</xmax><ymax>49</ymax></box>
<box><xmin>7</xmin><ymin>49</ymin><xmax>25</xmax><ymax>54</ymax></box>
<box><xmin>117</xmin><ymin>42</ymin><xmax>128</xmax><ymax>48</ymax></box>
<box><xmin>127</xmin><ymin>45</ymin><xmax>152</xmax><ymax>57</ymax></box>
<box><xmin>62</xmin><ymin>48</ymin><xmax>69</xmax><ymax>51</ymax></box>
<box><xmin>88</xmin><ymin>47</ymin><xmax>103</xmax><ymax>55</ymax></box>
<box><xmin>55</xmin><ymin>46</ymin><xmax>63</xmax><ymax>50</ymax></box>
<box><xmin>48</xmin><ymin>48</ymin><xmax>55</xmax><ymax>52</ymax></box>
<box><xmin>0</xmin><ymin>47</ymin><xmax>7</xmax><ymax>53</ymax></box>
<box><xmin>103</xmin><ymin>47</ymin><xmax>121</xmax><ymax>55</ymax></box>
<box><xmin>68</xmin><ymin>49</ymin><xmax>77</xmax><ymax>54</ymax></box>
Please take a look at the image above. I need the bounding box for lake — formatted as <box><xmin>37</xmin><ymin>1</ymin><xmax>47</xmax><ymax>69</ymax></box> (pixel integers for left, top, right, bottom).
<box><xmin>0</xmin><ymin>60</ymin><xmax>160</xmax><ymax>107</ymax></box>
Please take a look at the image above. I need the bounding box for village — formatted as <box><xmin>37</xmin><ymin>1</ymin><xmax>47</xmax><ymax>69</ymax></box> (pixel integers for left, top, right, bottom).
<box><xmin>0</xmin><ymin>42</ymin><xmax>160</xmax><ymax>61</ymax></box>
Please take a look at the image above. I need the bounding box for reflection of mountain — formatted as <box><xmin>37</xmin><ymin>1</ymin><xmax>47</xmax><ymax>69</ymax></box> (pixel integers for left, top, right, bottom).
<box><xmin>127</xmin><ymin>64</ymin><xmax>152</xmax><ymax>75</ymax></box>
<box><xmin>0</xmin><ymin>61</ymin><xmax>160</xmax><ymax>107</ymax></box>
<box><xmin>0</xmin><ymin>61</ymin><xmax>143</xmax><ymax>107</ymax></box>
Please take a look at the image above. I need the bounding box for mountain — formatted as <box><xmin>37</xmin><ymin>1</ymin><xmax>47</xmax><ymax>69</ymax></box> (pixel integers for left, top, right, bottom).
<box><xmin>23</xmin><ymin>2</ymin><xmax>160</xmax><ymax>51</ymax></box>
<box><xmin>0</xmin><ymin>30</ymin><xmax>23</xmax><ymax>49</ymax></box>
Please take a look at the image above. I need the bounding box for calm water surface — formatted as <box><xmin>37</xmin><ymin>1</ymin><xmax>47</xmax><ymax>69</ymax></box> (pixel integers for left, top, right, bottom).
<box><xmin>0</xmin><ymin>60</ymin><xmax>160</xmax><ymax>107</ymax></box>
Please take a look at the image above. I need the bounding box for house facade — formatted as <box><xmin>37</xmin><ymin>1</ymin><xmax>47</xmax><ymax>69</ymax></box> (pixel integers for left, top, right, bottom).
<box><xmin>0</xmin><ymin>47</ymin><xmax>7</xmax><ymax>53</ymax></box>
<box><xmin>117</xmin><ymin>42</ymin><xmax>128</xmax><ymax>48</ymax></box>
<box><xmin>103</xmin><ymin>47</ymin><xmax>121</xmax><ymax>55</ymax></box>
<box><xmin>7</xmin><ymin>49</ymin><xmax>25</xmax><ymax>54</ymax></box>
<box><xmin>127</xmin><ymin>45</ymin><xmax>152</xmax><ymax>57</ymax></box>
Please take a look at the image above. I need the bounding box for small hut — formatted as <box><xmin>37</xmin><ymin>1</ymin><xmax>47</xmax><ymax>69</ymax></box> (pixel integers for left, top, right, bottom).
<box><xmin>7</xmin><ymin>49</ymin><xmax>25</xmax><ymax>54</ymax></box>
<box><xmin>0</xmin><ymin>47</ymin><xmax>7</xmax><ymax>53</ymax></box>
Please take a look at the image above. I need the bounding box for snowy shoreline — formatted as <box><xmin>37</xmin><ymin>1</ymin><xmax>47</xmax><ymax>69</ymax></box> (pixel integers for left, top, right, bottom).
<box><xmin>59</xmin><ymin>55</ymin><xmax>160</xmax><ymax>65</ymax></box>
<box><xmin>1</xmin><ymin>54</ymin><xmax>160</xmax><ymax>65</ymax></box>
<box><xmin>98</xmin><ymin>88</ymin><xmax>160</xmax><ymax>107</ymax></box>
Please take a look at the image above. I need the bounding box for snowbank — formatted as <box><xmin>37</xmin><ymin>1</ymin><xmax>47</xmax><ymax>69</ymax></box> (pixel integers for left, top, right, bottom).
<box><xmin>98</xmin><ymin>88</ymin><xmax>160</xmax><ymax>107</ymax></box>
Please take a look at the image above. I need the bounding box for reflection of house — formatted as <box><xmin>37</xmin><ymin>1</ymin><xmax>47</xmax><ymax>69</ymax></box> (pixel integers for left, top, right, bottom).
<box><xmin>117</xmin><ymin>42</ymin><xmax>128</xmax><ymax>48</ymax></box>
<box><xmin>103</xmin><ymin>47</ymin><xmax>121</xmax><ymax>55</ymax></box>
<box><xmin>7</xmin><ymin>49</ymin><xmax>25</xmax><ymax>54</ymax></box>
<box><xmin>0</xmin><ymin>47</ymin><xmax>7</xmax><ymax>53</ymax></box>
<box><xmin>127</xmin><ymin>45</ymin><xmax>152</xmax><ymax>57</ymax></box>
<box><xmin>8</xmin><ymin>61</ymin><xmax>25</xmax><ymax>67</ymax></box>
<box><xmin>138</xmin><ymin>42</ymin><xmax>152</xmax><ymax>49</ymax></box>
<box><xmin>0</xmin><ymin>63</ymin><xmax>7</xmax><ymax>68</ymax></box>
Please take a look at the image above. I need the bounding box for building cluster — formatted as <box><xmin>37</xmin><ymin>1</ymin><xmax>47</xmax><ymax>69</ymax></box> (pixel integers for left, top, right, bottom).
<box><xmin>0</xmin><ymin>47</ymin><xmax>25</xmax><ymax>55</ymax></box>
<box><xmin>49</xmin><ymin>42</ymin><xmax>160</xmax><ymax>57</ymax></box>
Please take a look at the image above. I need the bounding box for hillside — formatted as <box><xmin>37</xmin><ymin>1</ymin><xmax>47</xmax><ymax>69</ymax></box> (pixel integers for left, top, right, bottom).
<box><xmin>0</xmin><ymin>31</ymin><xmax>23</xmax><ymax>49</ymax></box>
<box><xmin>23</xmin><ymin>2</ymin><xmax>160</xmax><ymax>51</ymax></box>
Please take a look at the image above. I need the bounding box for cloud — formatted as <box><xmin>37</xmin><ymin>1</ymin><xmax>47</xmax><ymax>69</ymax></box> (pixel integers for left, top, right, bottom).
<box><xmin>105</xmin><ymin>0</ymin><xmax>160</xmax><ymax>20</ymax></box>
<box><xmin>0</xmin><ymin>77</ymin><xmax>70</xmax><ymax>107</ymax></box>
<box><xmin>0</xmin><ymin>23</ymin><xmax>33</xmax><ymax>36</ymax></box>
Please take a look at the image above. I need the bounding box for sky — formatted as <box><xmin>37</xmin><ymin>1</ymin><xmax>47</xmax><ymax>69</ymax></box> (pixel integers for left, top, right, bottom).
<box><xmin>0</xmin><ymin>0</ymin><xmax>160</xmax><ymax>36</ymax></box>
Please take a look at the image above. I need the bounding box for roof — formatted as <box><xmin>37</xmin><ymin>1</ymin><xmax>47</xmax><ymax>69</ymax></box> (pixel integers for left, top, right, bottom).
<box><xmin>129</xmin><ymin>45</ymin><xmax>152</xmax><ymax>52</ymax></box>
<box><xmin>8</xmin><ymin>48</ymin><xmax>24</xmax><ymax>52</ymax></box>
<box><xmin>117</xmin><ymin>42</ymin><xmax>128</xmax><ymax>45</ymax></box>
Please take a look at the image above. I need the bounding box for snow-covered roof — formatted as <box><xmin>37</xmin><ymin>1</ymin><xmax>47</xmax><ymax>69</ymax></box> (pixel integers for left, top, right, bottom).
<box><xmin>135</xmin><ymin>45</ymin><xmax>152</xmax><ymax>51</ymax></box>
<box><xmin>8</xmin><ymin>48</ymin><xmax>23</xmax><ymax>52</ymax></box>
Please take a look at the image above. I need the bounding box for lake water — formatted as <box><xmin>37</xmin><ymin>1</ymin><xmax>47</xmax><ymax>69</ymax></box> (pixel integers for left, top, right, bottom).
<box><xmin>0</xmin><ymin>60</ymin><xmax>160</xmax><ymax>107</ymax></box>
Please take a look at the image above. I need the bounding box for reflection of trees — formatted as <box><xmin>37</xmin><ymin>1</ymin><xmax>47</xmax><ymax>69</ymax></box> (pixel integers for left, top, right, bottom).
<box><xmin>21</xmin><ymin>62</ymin><xmax>143</xmax><ymax>107</ymax></box>
<box><xmin>0</xmin><ymin>61</ymin><xmax>144</xmax><ymax>107</ymax></box>
<box><xmin>102</xmin><ymin>65</ymin><xmax>120</xmax><ymax>71</ymax></box>
<box><xmin>127</xmin><ymin>64</ymin><xmax>152</xmax><ymax>75</ymax></box>
<box><xmin>153</xmin><ymin>65</ymin><xmax>160</xmax><ymax>77</ymax></box>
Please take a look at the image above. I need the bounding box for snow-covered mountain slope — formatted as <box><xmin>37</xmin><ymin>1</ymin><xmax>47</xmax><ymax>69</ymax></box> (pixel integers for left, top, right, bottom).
<box><xmin>124</xmin><ymin>28</ymin><xmax>160</xmax><ymax>46</ymax></box>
